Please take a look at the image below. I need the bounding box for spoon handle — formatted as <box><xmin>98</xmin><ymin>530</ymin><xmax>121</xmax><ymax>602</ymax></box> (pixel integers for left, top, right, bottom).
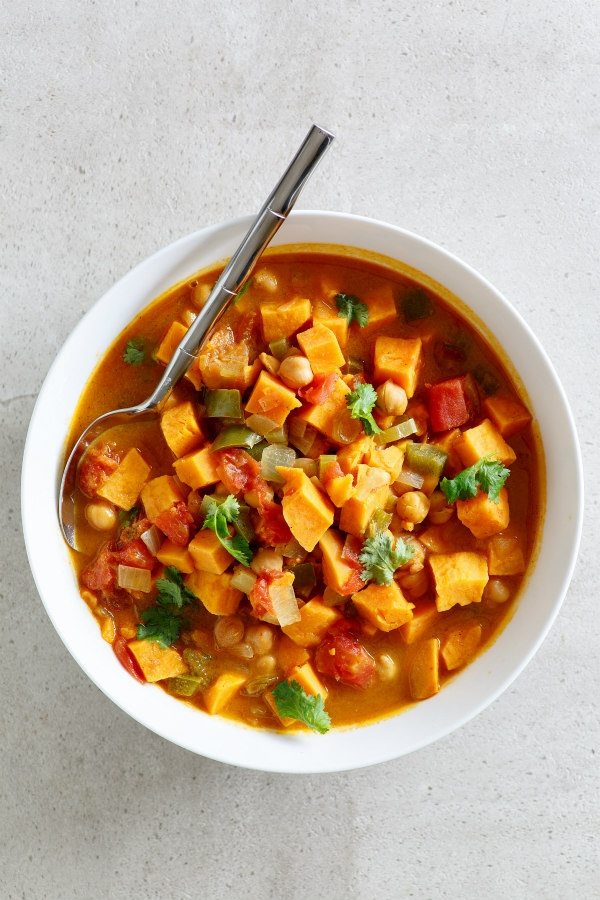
<box><xmin>145</xmin><ymin>124</ymin><xmax>334</xmax><ymax>408</ymax></box>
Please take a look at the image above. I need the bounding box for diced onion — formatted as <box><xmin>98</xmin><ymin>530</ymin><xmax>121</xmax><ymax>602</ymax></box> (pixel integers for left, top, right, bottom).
<box><xmin>250</xmin><ymin>548</ymin><xmax>284</xmax><ymax>574</ymax></box>
<box><xmin>140</xmin><ymin>525</ymin><xmax>161</xmax><ymax>556</ymax></box>
<box><xmin>265</xmin><ymin>424</ymin><xmax>288</xmax><ymax>445</ymax></box>
<box><xmin>229</xmin><ymin>642</ymin><xmax>255</xmax><ymax>659</ymax></box>
<box><xmin>331</xmin><ymin>415</ymin><xmax>362</xmax><ymax>445</ymax></box>
<box><xmin>293</xmin><ymin>458</ymin><xmax>317</xmax><ymax>477</ymax></box>
<box><xmin>281</xmin><ymin>537</ymin><xmax>306</xmax><ymax>559</ymax></box>
<box><xmin>117</xmin><ymin>565</ymin><xmax>152</xmax><ymax>593</ymax></box>
<box><xmin>269</xmin><ymin>581</ymin><xmax>301</xmax><ymax>626</ymax></box>
<box><xmin>230</xmin><ymin>567</ymin><xmax>258</xmax><ymax>594</ymax></box>
<box><xmin>395</xmin><ymin>467</ymin><xmax>425</xmax><ymax>490</ymax></box>
<box><xmin>245</xmin><ymin>413</ymin><xmax>279</xmax><ymax>437</ymax></box>
<box><xmin>261</xmin><ymin>444</ymin><xmax>296</xmax><ymax>482</ymax></box>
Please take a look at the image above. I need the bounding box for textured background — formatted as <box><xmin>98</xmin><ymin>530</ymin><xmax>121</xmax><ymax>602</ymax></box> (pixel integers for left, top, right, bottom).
<box><xmin>1</xmin><ymin>2</ymin><xmax>598</xmax><ymax>898</ymax></box>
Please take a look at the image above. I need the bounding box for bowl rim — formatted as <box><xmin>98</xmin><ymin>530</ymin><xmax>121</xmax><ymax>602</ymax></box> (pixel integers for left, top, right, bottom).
<box><xmin>21</xmin><ymin>210</ymin><xmax>583</xmax><ymax>773</ymax></box>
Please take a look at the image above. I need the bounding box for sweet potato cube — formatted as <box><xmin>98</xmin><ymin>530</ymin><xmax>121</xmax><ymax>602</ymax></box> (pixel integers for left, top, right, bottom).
<box><xmin>339</xmin><ymin>464</ymin><xmax>391</xmax><ymax>537</ymax></box>
<box><xmin>441</xmin><ymin>622</ymin><xmax>482</xmax><ymax>671</ymax></box>
<box><xmin>278</xmin><ymin>467</ymin><xmax>334</xmax><ymax>551</ymax></box>
<box><xmin>282</xmin><ymin>598</ymin><xmax>341</xmax><ymax>647</ymax></box>
<box><xmin>409</xmin><ymin>638</ymin><xmax>440</xmax><ymax>700</ymax></box>
<box><xmin>160</xmin><ymin>401</ymin><xmax>204</xmax><ymax>458</ymax></box>
<box><xmin>173</xmin><ymin>447</ymin><xmax>220</xmax><ymax>490</ymax></box>
<box><xmin>399</xmin><ymin>603</ymin><xmax>438</xmax><ymax>645</ymax></box>
<box><xmin>352</xmin><ymin>581</ymin><xmax>414</xmax><ymax>632</ymax></box>
<box><xmin>203</xmin><ymin>672</ymin><xmax>247</xmax><ymax>715</ymax></box>
<box><xmin>185</xmin><ymin>570</ymin><xmax>242</xmax><ymax>615</ymax></box>
<box><xmin>325</xmin><ymin>472</ymin><xmax>354</xmax><ymax>507</ymax></box>
<box><xmin>245</xmin><ymin>371</ymin><xmax>302</xmax><ymax>427</ymax></box>
<box><xmin>277</xmin><ymin>634</ymin><xmax>310</xmax><ymax>674</ymax></box>
<box><xmin>290</xmin><ymin>662</ymin><xmax>328</xmax><ymax>698</ymax></box>
<box><xmin>337</xmin><ymin>435</ymin><xmax>373</xmax><ymax>474</ymax></box>
<box><xmin>187</xmin><ymin>529</ymin><xmax>232</xmax><ymax>575</ymax></box>
<box><xmin>297</xmin><ymin>376</ymin><xmax>356</xmax><ymax>443</ymax></box>
<box><xmin>140</xmin><ymin>475</ymin><xmax>183</xmax><ymax>520</ymax></box>
<box><xmin>297</xmin><ymin>323</ymin><xmax>345</xmax><ymax>376</ymax></box>
<box><xmin>260</xmin><ymin>297</ymin><xmax>312</xmax><ymax>342</ymax></box>
<box><xmin>128</xmin><ymin>640</ymin><xmax>187</xmax><ymax>683</ymax></box>
<box><xmin>483</xmin><ymin>395</ymin><xmax>532</xmax><ymax>438</ymax></box>
<box><xmin>364</xmin><ymin>444</ymin><xmax>405</xmax><ymax>481</ymax></box>
<box><xmin>429</xmin><ymin>551</ymin><xmax>489</xmax><ymax>612</ymax></box>
<box><xmin>457</xmin><ymin>418</ymin><xmax>516</xmax><ymax>467</ymax></box>
<box><xmin>374</xmin><ymin>336</ymin><xmax>422</xmax><ymax>398</ymax></box>
<box><xmin>488</xmin><ymin>532</ymin><xmax>526</xmax><ymax>575</ymax></box>
<box><xmin>457</xmin><ymin>487</ymin><xmax>510</xmax><ymax>539</ymax></box>
<box><xmin>156</xmin><ymin>540</ymin><xmax>195</xmax><ymax>574</ymax></box>
<box><xmin>155</xmin><ymin>322</ymin><xmax>187</xmax><ymax>365</ymax></box>
<box><xmin>97</xmin><ymin>448</ymin><xmax>150</xmax><ymax>510</ymax></box>
<box><xmin>312</xmin><ymin>299</ymin><xmax>348</xmax><ymax>349</ymax></box>
<box><xmin>362</xmin><ymin>284</ymin><xmax>397</xmax><ymax>330</ymax></box>
<box><xmin>319</xmin><ymin>528</ymin><xmax>361</xmax><ymax>595</ymax></box>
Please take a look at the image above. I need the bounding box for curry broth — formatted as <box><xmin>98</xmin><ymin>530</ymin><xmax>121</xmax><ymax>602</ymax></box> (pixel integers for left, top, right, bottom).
<box><xmin>67</xmin><ymin>250</ymin><xmax>542</xmax><ymax>731</ymax></box>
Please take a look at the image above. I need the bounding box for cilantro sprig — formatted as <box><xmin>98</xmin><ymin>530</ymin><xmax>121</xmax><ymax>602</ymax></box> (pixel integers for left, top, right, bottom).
<box><xmin>335</xmin><ymin>293</ymin><xmax>369</xmax><ymax>327</ymax></box>
<box><xmin>359</xmin><ymin>532</ymin><xmax>415</xmax><ymax>586</ymax></box>
<box><xmin>346</xmin><ymin>382</ymin><xmax>381</xmax><ymax>436</ymax></box>
<box><xmin>202</xmin><ymin>494</ymin><xmax>253</xmax><ymax>566</ymax></box>
<box><xmin>440</xmin><ymin>458</ymin><xmax>510</xmax><ymax>504</ymax></box>
<box><xmin>123</xmin><ymin>338</ymin><xmax>145</xmax><ymax>365</ymax></box>
<box><xmin>272</xmin><ymin>680</ymin><xmax>331</xmax><ymax>734</ymax></box>
<box><xmin>118</xmin><ymin>506</ymin><xmax>139</xmax><ymax>528</ymax></box>
<box><xmin>136</xmin><ymin>566</ymin><xmax>195</xmax><ymax>647</ymax></box>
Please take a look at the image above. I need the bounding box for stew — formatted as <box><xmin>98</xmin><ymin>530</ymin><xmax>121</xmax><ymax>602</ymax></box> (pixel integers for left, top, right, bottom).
<box><xmin>66</xmin><ymin>250</ymin><xmax>542</xmax><ymax>733</ymax></box>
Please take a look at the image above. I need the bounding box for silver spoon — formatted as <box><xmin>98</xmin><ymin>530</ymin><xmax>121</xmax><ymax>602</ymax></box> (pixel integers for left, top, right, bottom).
<box><xmin>59</xmin><ymin>124</ymin><xmax>334</xmax><ymax>550</ymax></box>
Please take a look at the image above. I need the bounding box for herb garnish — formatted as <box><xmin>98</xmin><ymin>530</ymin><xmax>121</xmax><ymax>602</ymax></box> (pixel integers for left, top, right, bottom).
<box><xmin>203</xmin><ymin>494</ymin><xmax>253</xmax><ymax>566</ymax></box>
<box><xmin>359</xmin><ymin>532</ymin><xmax>415</xmax><ymax>586</ymax></box>
<box><xmin>272</xmin><ymin>680</ymin><xmax>331</xmax><ymax>734</ymax></box>
<box><xmin>335</xmin><ymin>293</ymin><xmax>369</xmax><ymax>327</ymax></box>
<box><xmin>440</xmin><ymin>458</ymin><xmax>510</xmax><ymax>504</ymax></box>
<box><xmin>346</xmin><ymin>382</ymin><xmax>381</xmax><ymax>436</ymax></box>
<box><xmin>123</xmin><ymin>338</ymin><xmax>145</xmax><ymax>365</ymax></box>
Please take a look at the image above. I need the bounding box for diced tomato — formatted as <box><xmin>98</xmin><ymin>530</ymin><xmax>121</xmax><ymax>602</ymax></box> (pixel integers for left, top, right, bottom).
<box><xmin>215</xmin><ymin>449</ymin><xmax>261</xmax><ymax>495</ymax></box>
<box><xmin>255</xmin><ymin>500</ymin><xmax>292</xmax><ymax>546</ymax></box>
<box><xmin>113</xmin><ymin>635</ymin><xmax>145</xmax><ymax>683</ymax></box>
<box><xmin>153</xmin><ymin>501</ymin><xmax>195</xmax><ymax>546</ymax></box>
<box><xmin>249</xmin><ymin>572</ymin><xmax>277</xmax><ymax>618</ymax></box>
<box><xmin>427</xmin><ymin>376</ymin><xmax>476</xmax><ymax>432</ymax></box>
<box><xmin>112</xmin><ymin>538</ymin><xmax>155</xmax><ymax>570</ymax></box>
<box><xmin>341</xmin><ymin>569</ymin><xmax>365</xmax><ymax>595</ymax></box>
<box><xmin>341</xmin><ymin>534</ymin><xmax>363</xmax><ymax>569</ymax></box>
<box><xmin>78</xmin><ymin>444</ymin><xmax>119</xmax><ymax>497</ymax></box>
<box><xmin>315</xmin><ymin>621</ymin><xmax>376</xmax><ymax>689</ymax></box>
<box><xmin>81</xmin><ymin>544</ymin><xmax>115</xmax><ymax>591</ymax></box>
<box><xmin>298</xmin><ymin>373</ymin><xmax>339</xmax><ymax>404</ymax></box>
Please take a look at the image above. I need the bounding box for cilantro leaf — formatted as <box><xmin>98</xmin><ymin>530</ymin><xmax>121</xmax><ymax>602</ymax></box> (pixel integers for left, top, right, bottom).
<box><xmin>155</xmin><ymin>566</ymin><xmax>196</xmax><ymax>609</ymax></box>
<box><xmin>346</xmin><ymin>382</ymin><xmax>381</xmax><ymax>436</ymax></box>
<box><xmin>118</xmin><ymin>506</ymin><xmax>139</xmax><ymax>528</ymax></box>
<box><xmin>440</xmin><ymin>458</ymin><xmax>510</xmax><ymax>504</ymax></box>
<box><xmin>335</xmin><ymin>293</ymin><xmax>369</xmax><ymax>327</ymax></box>
<box><xmin>202</xmin><ymin>494</ymin><xmax>253</xmax><ymax>566</ymax></box>
<box><xmin>272</xmin><ymin>680</ymin><xmax>331</xmax><ymax>734</ymax></box>
<box><xmin>359</xmin><ymin>532</ymin><xmax>415</xmax><ymax>585</ymax></box>
<box><xmin>137</xmin><ymin>607</ymin><xmax>182</xmax><ymax>647</ymax></box>
<box><xmin>123</xmin><ymin>338</ymin><xmax>145</xmax><ymax>365</ymax></box>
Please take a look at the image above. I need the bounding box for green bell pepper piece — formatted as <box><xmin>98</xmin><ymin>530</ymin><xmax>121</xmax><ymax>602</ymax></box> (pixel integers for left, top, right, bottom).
<box><xmin>205</xmin><ymin>389</ymin><xmax>242</xmax><ymax>419</ymax></box>
<box><xmin>211</xmin><ymin>425</ymin><xmax>262</xmax><ymax>451</ymax></box>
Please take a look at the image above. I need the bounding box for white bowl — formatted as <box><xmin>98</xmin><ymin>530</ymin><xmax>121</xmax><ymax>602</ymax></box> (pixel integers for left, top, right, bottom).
<box><xmin>21</xmin><ymin>212</ymin><xmax>583</xmax><ymax>773</ymax></box>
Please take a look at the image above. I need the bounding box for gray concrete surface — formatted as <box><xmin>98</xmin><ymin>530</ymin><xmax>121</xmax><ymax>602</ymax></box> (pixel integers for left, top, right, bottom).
<box><xmin>1</xmin><ymin>1</ymin><xmax>598</xmax><ymax>898</ymax></box>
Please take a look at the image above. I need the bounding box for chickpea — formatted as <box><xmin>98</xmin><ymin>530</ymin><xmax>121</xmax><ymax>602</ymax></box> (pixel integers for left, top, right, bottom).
<box><xmin>255</xmin><ymin>654</ymin><xmax>277</xmax><ymax>674</ymax></box>
<box><xmin>396</xmin><ymin>491</ymin><xmax>430</xmax><ymax>524</ymax></box>
<box><xmin>428</xmin><ymin>490</ymin><xmax>454</xmax><ymax>525</ymax></box>
<box><xmin>400</xmin><ymin>569</ymin><xmax>429</xmax><ymax>598</ymax></box>
<box><xmin>250</xmin><ymin>548</ymin><xmax>284</xmax><ymax>574</ymax></box>
<box><xmin>278</xmin><ymin>355</ymin><xmax>313</xmax><ymax>389</ymax></box>
<box><xmin>377</xmin><ymin>653</ymin><xmax>397</xmax><ymax>681</ymax></box>
<box><xmin>85</xmin><ymin>500</ymin><xmax>117</xmax><ymax>531</ymax></box>
<box><xmin>246</xmin><ymin>623</ymin><xmax>275</xmax><ymax>655</ymax></box>
<box><xmin>214</xmin><ymin>616</ymin><xmax>245</xmax><ymax>648</ymax></box>
<box><xmin>253</xmin><ymin>269</ymin><xmax>278</xmax><ymax>293</ymax></box>
<box><xmin>404</xmin><ymin>536</ymin><xmax>426</xmax><ymax>573</ymax></box>
<box><xmin>484</xmin><ymin>578</ymin><xmax>511</xmax><ymax>604</ymax></box>
<box><xmin>376</xmin><ymin>380</ymin><xmax>408</xmax><ymax>416</ymax></box>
